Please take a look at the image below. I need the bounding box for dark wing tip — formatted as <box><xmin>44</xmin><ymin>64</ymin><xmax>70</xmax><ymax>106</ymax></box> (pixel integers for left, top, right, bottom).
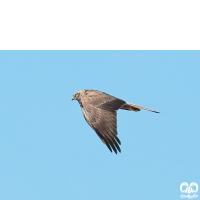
<box><xmin>105</xmin><ymin>136</ymin><xmax>121</xmax><ymax>154</ymax></box>
<box><xmin>93</xmin><ymin>127</ymin><xmax>121</xmax><ymax>154</ymax></box>
<box><xmin>104</xmin><ymin>139</ymin><xmax>113</xmax><ymax>153</ymax></box>
<box><xmin>114</xmin><ymin>136</ymin><xmax>121</xmax><ymax>145</ymax></box>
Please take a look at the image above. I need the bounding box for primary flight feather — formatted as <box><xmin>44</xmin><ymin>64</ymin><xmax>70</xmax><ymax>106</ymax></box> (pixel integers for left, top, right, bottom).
<box><xmin>72</xmin><ymin>89</ymin><xmax>159</xmax><ymax>154</ymax></box>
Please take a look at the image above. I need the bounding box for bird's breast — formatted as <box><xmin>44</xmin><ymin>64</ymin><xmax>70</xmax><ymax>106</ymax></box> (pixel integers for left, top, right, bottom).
<box><xmin>81</xmin><ymin>107</ymin><xmax>89</xmax><ymax>122</ymax></box>
<box><xmin>78</xmin><ymin>101</ymin><xmax>83</xmax><ymax>108</ymax></box>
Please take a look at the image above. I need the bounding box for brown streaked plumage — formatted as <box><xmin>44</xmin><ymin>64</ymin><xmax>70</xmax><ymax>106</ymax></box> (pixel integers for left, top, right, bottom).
<box><xmin>72</xmin><ymin>89</ymin><xmax>159</xmax><ymax>154</ymax></box>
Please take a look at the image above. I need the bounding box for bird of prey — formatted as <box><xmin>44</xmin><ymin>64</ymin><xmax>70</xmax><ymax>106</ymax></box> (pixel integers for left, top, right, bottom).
<box><xmin>72</xmin><ymin>89</ymin><xmax>159</xmax><ymax>154</ymax></box>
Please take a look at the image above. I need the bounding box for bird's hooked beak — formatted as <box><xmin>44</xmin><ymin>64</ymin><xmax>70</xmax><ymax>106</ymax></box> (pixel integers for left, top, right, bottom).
<box><xmin>72</xmin><ymin>95</ymin><xmax>75</xmax><ymax>101</ymax></box>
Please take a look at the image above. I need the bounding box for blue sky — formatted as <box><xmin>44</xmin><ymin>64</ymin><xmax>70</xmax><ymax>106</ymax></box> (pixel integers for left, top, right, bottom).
<box><xmin>0</xmin><ymin>51</ymin><xmax>199</xmax><ymax>200</ymax></box>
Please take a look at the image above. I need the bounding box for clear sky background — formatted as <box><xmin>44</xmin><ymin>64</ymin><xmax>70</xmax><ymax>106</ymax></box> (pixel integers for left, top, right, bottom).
<box><xmin>0</xmin><ymin>51</ymin><xmax>199</xmax><ymax>200</ymax></box>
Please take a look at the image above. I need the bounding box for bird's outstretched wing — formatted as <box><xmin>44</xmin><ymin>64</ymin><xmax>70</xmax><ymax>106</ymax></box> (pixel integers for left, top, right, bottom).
<box><xmin>81</xmin><ymin>92</ymin><xmax>125</xmax><ymax>154</ymax></box>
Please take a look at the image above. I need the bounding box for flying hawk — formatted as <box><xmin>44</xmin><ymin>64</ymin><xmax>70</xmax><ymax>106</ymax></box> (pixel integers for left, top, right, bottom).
<box><xmin>72</xmin><ymin>89</ymin><xmax>159</xmax><ymax>154</ymax></box>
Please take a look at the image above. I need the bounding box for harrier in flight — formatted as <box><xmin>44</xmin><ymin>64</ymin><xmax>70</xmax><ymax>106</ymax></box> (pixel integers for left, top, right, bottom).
<box><xmin>72</xmin><ymin>89</ymin><xmax>159</xmax><ymax>154</ymax></box>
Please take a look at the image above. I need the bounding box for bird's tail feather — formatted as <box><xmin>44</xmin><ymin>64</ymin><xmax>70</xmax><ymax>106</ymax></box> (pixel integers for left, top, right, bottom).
<box><xmin>120</xmin><ymin>102</ymin><xmax>160</xmax><ymax>113</ymax></box>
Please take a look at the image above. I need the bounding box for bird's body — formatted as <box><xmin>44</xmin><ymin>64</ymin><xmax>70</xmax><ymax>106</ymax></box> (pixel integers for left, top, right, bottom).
<box><xmin>72</xmin><ymin>89</ymin><xmax>159</xmax><ymax>154</ymax></box>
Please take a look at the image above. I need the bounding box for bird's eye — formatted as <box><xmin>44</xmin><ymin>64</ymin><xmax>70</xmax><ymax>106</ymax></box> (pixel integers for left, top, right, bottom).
<box><xmin>76</xmin><ymin>93</ymin><xmax>79</xmax><ymax>97</ymax></box>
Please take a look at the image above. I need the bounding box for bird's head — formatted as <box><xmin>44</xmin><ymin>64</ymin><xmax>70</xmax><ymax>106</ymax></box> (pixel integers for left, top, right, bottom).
<box><xmin>72</xmin><ymin>92</ymin><xmax>81</xmax><ymax>101</ymax></box>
